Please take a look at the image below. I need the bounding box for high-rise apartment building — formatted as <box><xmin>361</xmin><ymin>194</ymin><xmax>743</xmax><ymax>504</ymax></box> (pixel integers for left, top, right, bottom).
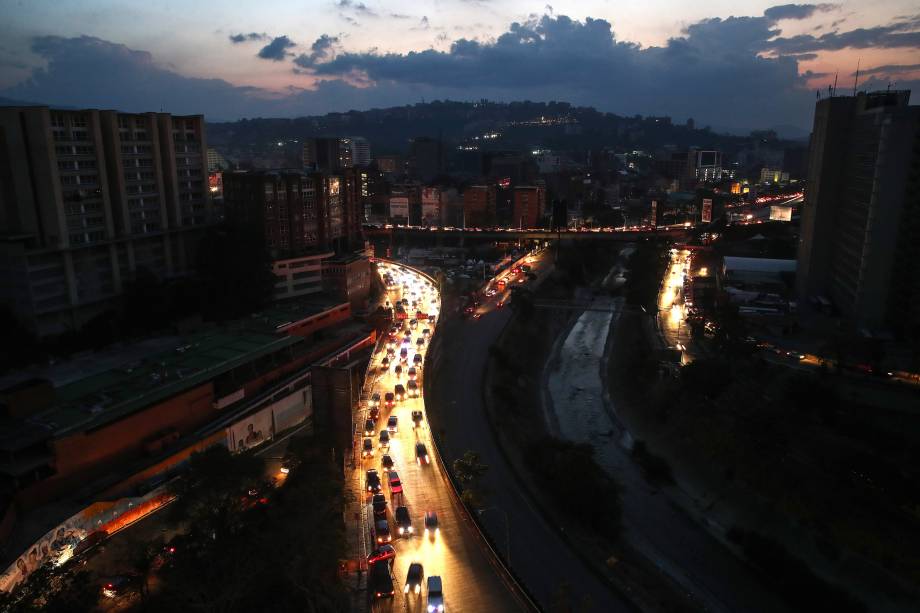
<box><xmin>797</xmin><ymin>90</ymin><xmax>920</xmax><ymax>335</ymax></box>
<box><xmin>223</xmin><ymin>169</ymin><xmax>361</xmax><ymax>257</ymax></box>
<box><xmin>463</xmin><ymin>184</ymin><xmax>496</xmax><ymax>227</ymax></box>
<box><xmin>512</xmin><ymin>185</ymin><xmax>546</xmax><ymax>229</ymax></box>
<box><xmin>408</xmin><ymin>137</ymin><xmax>445</xmax><ymax>182</ymax></box>
<box><xmin>0</xmin><ymin>106</ymin><xmax>212</xmax><ymax>336</ymax></box>
<box><xmin>302</xmin><ymin>137</ymin><xmax>370</xmax><ymax>171</ymax></box>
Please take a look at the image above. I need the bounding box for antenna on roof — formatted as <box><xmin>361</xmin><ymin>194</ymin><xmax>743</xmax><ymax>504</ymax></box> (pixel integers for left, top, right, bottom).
<box><xmin>832</xmin><ymin>72</ymin><xmax>838</xmax><ymax>96</ymax></box>
<box><xmin>853</xmin><ymin>58</ymin><xmax>860</xmax><ymax>95</ymax></box>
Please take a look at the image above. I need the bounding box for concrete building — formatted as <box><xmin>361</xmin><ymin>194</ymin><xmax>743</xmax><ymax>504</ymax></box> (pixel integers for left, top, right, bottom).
<box><xmin>408</xmin><ymin>137</ymin><xmax>445</xmax><ymax>183</ymax></box>
<box><xmin>302</xmin><ymin>137</ymin><xmax>370</xmax><ymax>172</ymax></box>
<box><xmin>223</xmin><ymin>169</ymin><xmax>361</xmax><ymax>256</ymax></box>
<box><xmin>0</xmin><ymin>106</ymin><xmax>213</xmax><ymax>337</ymax></box>
<box><xmin>759</xmin><ymin>168</ymin><xmax>789</xmax><ymax>184</ymax></box>
<box><xmin>797</xmin><ymin>90</ymin><xmax>920</xmax><ymax>335</ymax></box>
<box><xmin>463</xmin><ymin>185</ymin><xmax>496</xmax><ymax>227</ymax></box>
<box><xmin>512</xmin><ymin>185</ymin><xmax>546</xmax><ymax>229</ymax></box>
<box><xmin>693</xmin><ymin>150</ymin><xmax>723</xmax><ymax>181</ymax></box>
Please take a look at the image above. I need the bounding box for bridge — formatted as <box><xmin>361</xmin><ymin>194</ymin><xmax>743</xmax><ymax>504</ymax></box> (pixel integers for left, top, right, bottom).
<box><xmin>364</xmin><ymin>224</ymin><xmax>691</xmax><ymax>241</ymax></box>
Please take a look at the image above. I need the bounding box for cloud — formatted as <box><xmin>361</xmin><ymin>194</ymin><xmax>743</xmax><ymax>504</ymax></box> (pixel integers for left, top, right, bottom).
<box><xmin>765</xmin><ymin>16</ymin><xmax>920</xmax><ymax>53</ymax></box>
<box><xmin>7</xmin><ymin>11</ymin><xmax>920</xmax><ymax>132</ymax></box>
<box><xmin>764</xmin><ymin>4</ymin><xmax>837</xmax><ymax>21</ymax></box>
<box><xmin>390</xmin><ymin>13</ymin><xmax>411</xmax><ymax>19</ymax></box>
<box><xmin>413</xmin><ymin>16</ymin><xmax>430</xmax><ymax>31</ymax></box>
<box><xmin>852</xmin><ymin>63</ymin><xmax>920</xmax><ymax>76</ymax></box>
<box><xmin>338</xmin><ymin>0</ymin><xmax>377</xmax><ymax>17</ymax></box>
<box><xmin>293</xmin><ymin>34</ymin><xmax>340</xmax><ymax>68</ymax></box>
<box><xmin>257</xmin><ymin>35</ymin><xmax>296</xmax><ymax>61</ymax></box>
<box><xmin>229</xmin><ymin>32</ymin><xmax>268</xmax><ymax>44</ymax></box>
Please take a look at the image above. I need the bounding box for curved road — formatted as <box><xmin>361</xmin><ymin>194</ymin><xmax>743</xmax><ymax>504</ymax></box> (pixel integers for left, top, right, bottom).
<box><xmin>426</xmin><ymin>252</ymin><xmax>635</xmax><ymax>612</ymax></box>
<box><xmin>359</xmin><ymin>262</ymin><xmax>526</xmax><ymax>613</ymax></box>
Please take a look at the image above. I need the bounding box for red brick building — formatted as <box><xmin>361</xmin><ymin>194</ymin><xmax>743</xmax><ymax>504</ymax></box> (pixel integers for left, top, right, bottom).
<box><xmin>463</xmin><ymin>184</ymin><xmax>496</xmax><ymax>227</ymax></box>
<box><xmin>512</xmin><ymin>185</ymin><xmax>546</xmax><ymax>229</ymax></box>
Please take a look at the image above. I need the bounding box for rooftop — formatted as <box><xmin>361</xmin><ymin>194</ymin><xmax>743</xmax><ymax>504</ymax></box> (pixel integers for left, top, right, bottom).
<box><xmin>723</xmin><ymin>256</ymin><xmax>797</xmax><ymax>273</ymax></box>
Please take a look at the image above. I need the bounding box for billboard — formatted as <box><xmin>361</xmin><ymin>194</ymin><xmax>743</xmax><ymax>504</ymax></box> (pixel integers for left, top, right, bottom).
<box><xmin>650</xmin><ymin>200</ymin><xmax>657</xmax><ymax>227</ymax></box>
<box><xmin>701</xmin><ymin>198</ymin><xmax>713</xmax><ymax>223</ymax></box>
<box><xmin>421</xmin><ymin>188</ymin><xmax>441</xmax><ymax>224</ymax></box>
<box><xmin>389</xmin><ymin>196</ymin><xmax>409</xmax><ymax>219</ymax></box>
<box><xmin>227</xmin><ymin>406</ymin><xmax>274</xmax><ymax>453</ymax></box>
<box><xmin>769</xmin><ymin>205</ymin><xmax>792</xmax><ymax>222</ymax></box>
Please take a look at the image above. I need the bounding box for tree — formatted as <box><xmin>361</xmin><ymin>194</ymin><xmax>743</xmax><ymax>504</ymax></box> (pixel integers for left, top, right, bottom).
<box><xmin>453</xmin><ymin>450</ymin><xmax>489</xmax><ymax>506</ymax></box>
<box><xmin>167</xmin><ymin>445</ymin><xmax>265</xmax><ymax>539</ymax></box>
<box><xmin>508</xmin><ymin>286</ymin><xmax>535</xmax><ymax>321</ymax></box>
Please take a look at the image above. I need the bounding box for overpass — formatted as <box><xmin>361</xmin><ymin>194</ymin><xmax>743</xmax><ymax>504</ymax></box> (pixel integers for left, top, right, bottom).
<box><xmin>364</xmin><ymin>224</ymin><xmax>691</xmax><ymax>242</ymax></box>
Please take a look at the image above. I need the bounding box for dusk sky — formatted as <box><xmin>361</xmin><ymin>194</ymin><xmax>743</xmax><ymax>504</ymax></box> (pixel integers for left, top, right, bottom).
<box><xmin>1</xmin><ymin>0</ymin><xmax>919</xmax><ymax>131</ymax></box>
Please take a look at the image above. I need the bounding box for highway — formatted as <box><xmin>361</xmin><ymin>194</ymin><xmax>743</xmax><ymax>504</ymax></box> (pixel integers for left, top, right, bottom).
<box><xmin>658</xmin><ymin>247</ymin><xmax>697</xmax><ymax>363</ymax></box>
<box><xmin>357</xmin><ymin>262</ymin><xmax>526</xmax><ymax>613</ymax></box>
<box><xmin>426</xmin><ymin>250</ymin><xmax>636</xmax><ymax>612</ymax></box>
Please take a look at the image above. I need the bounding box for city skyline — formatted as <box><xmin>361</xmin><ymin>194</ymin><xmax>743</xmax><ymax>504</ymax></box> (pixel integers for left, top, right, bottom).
<box><xmin>1</xmin><ymin>1</ymin><xmax>919</xmax><ymax>132</ymax></box>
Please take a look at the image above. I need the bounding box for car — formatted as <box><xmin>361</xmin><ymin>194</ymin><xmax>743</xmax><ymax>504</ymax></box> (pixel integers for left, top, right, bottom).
<box><xmin>413</xmin><ymin>353</ymin><xmax>423</xmax><ymax>366</ymax></box>
<box><xmin>384</xmin><ymin>393</ymin><xmax>395</xmax><ymax>408</ymax></box>
<box><xmin>388</xmin><ymin>471</ymin><xmax>403</xmax><ymax>494</ymax></box>
<box><xmin>370</xmin><ymin>561</ymin><xmax>395</xmax><ymax>599</ymax></box>
<box><xmin>411</xmin><ymin>410</ymin><xmax>423</xmax><ymax>427</ymax></box>
<box><xmin>472</xmin><ymin>312</ymin><xmax>482</xmax><ymax>320</ymax></box>
<box><xmin>387</xmin><ymin>415</ymin><xmax>399</xmax><ymax>433</ymax></box>
<box><xmin>416</xmin><ymin>337</ymin><xmax>425</xmax><ymax>347</ymax></box>
<box><xmin>427</xmin><ymin>576</ymin><xmax>444</xmax><ymax>612</ymax></box>
<box><xmin>408</xmin><ymin>366</ymin><xmax>417</xmax><ymax>380</ymax></box>
<box><xmin>375</xmin><ymin>519</ymin><xmax>392</xmax><ymax>544</ymax></box>
<box><xmin>372</xmin><ymin>493</ymin><xmax>388</xmax><ymax>517</ymax></box>
<box><xmin>407</xmin><ymin>380</ymin><xmax>419</xmax><ymax>398</ymax></box>
<box><xmin>101</xmin><ymin>574</ymin><xmax>142</xmax><ymax>599</ymax></box>
<box><xmin>422</xmin><ymin>328</ymin><xmax>431</xmax><ymax>337</ymax></box>
<box><xmin>394</xmin><ymin>384</ymin><xmax>406</xmax><ymax>401</ymax></box>
<box><xmin>395</xmin><ymin>506</ymin><xmax>413</xmax><ymax>535</ymax></box>
<box><xmin>496</xmin><ymin>299</ymin><xmax>505</xmax><ymax>308</ymax></box>
<box><xmin>409</xmin><ymin>319</ymin><xmax>418</xmax><ymax>330</ymax></box>
<box><xmin>394</xmin><ymin>364</ymin><xmax>403</xmax><ymax>378</ymax></box>
<box><xmin>362</xmin><ymin>438</ymin><xmax>374</xmax><ymax>458</ymax></box>
<box><xmin>424</xmin><ymin>512</ymin><xmax>439</xmax><ymax>538</ymax></box>
<box><xmin>400</xmin><ymin>347</ymin><xmax>409</xmax><ymax>362</ymax></box>
<box><xmin>370</xmin><ymin>392</ymin><xmax>381</xmax><ymax>408</ymax></box>
<box><xmin>366</xmin><ymin>469</ymin><xmax>382</xmax><ymax>493</ymax></box>
<box><xmin>367</xmin><ymin>544</ymin><xmax>395</xmax><ymax>566</ymax></box>
<box><xmin>428</xmin><ymin>315</ymin><xmax>436</xmax><ymax>324</ymax></box>
<box><xmin>405</xmin><ymin>562</ymin><xmax>424</xmax><ymax>595</ymax></box>
<box><xmin>416</xmin><ymin>442</ymin><xmax>430</xmax><ymax>464</ymax></box>
<box><xmin>379</xmin><ymin>430</ymin><xmax>390</xmax><ymax>448</ymax></box>
<box><xmin>369</xmin><ymin>406</ymin><xmax>380</xmax><ymax>421</ymax></box>
<box><xmin>364</xmin><ymin>419</ymin><xmax>376</xmax><ymax>436</ymax></box>
<box><xmin>381</xmin><ymin>454</ymin><xmax>394</xmax><ymax>470</ymax></box>
<box><xmin>380</xmin><ymin>357</ymin><xmax>390</xmax><ymax>370</ymax></box>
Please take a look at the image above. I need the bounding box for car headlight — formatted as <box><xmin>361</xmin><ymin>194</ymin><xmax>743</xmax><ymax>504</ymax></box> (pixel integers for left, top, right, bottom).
<box><xmin>415</xmin><ymin>584</ymin><xmax>421</xmax><ymax>594</ymax></box>
<box><xmin>399</xmin><ymin>527</ymin><xmax>404</xmax><ymax>534</ymax></box>
<box><xmin>438</xmin><ymin>606</ymin><xmax>444</xmax><ymax>612</ymax></box>
<box><xmin>408</xmin><ymin>526</ymin><xmax>413</xmax><ymax>533</ymax></box>
<box><xmin>428</xmin><ymin>606</ymin><xmax>435</xmax><ymax>613</ymax></box>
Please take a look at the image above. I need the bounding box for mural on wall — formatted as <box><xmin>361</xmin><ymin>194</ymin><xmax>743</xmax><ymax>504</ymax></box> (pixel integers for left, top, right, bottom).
<box><xmin>0</xmin><ymin>490</ymin><xmax>173</xmax><ymax>593</ymax></box>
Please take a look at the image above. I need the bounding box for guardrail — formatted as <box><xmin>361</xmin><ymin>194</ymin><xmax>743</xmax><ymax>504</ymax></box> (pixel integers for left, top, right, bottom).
<box><xmin>377</xmin><ymin>258</ymin><xmax>540</xmax><ymax>613</ymax></box>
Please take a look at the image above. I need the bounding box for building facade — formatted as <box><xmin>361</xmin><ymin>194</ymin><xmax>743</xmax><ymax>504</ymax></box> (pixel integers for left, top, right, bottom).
<box><xmin>797</xmin><ymin>90</ymin><xmax>920</xmax><ymax>335</ymax></box>
<box><xmin>0</xmin><ymin>106</ymin><xmax>213</xmax><ymax>336</ymax></box>
<box><xmin>512</xmin><ymin>185</ymin><xmax>546</xmax><ymax>229</ymax></box>
<box><xmin>462</xmin><ymin>184</ymin><xmax>496</xmax><ymax>227</ymax></box>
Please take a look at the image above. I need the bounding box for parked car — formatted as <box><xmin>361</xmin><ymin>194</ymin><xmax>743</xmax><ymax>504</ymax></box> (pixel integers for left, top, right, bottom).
<box><xmin>372</xmin><ymin>494</ymin><xmax>387</xmax><ymax>517</ymax></box>
<box><xmin>362</xmin><ymin>438</ymin><xmax>374</xmax><ymax>458</ymax></box>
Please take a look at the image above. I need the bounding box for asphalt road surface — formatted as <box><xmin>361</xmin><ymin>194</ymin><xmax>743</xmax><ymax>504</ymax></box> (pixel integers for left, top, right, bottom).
<box><xmin>362</xmin><ymin>263</ymin><xmax>525</xmax><ymax>613</ymax></box>
<box><xmin>427</xmin><ymin>252</ymin><xmax>636</xmax><ymax>612</ymax></box>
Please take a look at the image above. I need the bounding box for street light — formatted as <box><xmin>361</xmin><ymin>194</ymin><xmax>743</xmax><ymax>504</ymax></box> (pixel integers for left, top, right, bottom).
<box><xmin>477</xmin><ymin>507</ymin><xmax>511</xmax><ymax>564</ymax></box>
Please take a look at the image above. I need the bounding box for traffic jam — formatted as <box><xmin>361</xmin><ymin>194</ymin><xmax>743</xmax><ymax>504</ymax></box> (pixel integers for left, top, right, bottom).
<box><xmin>361</xmin><ymin>262</ymin><xmax>446</xmax><ymax>612</ymax></box>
